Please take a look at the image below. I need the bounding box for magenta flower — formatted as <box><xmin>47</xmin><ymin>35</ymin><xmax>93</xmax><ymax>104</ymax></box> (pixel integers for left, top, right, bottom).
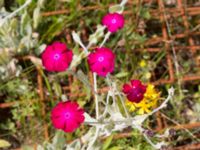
<box><xmin>123</xmin><ymin>80</ymin><xmax>146</xmax><ymax>103</ymax></box>
<box><xmin>87</xmin><ymin>47</ymin><xmax>115</xmax><ymax>77</ymax></box>
<box><xmin>51</xmin><ymin>101</ymin><xmax>85</xmax><ymax>133</ymax></box>
<box><xmin>42</xmin><ymin>42</ymin><xmax>73</xmax><ymax>72</ymax></box>
<box><xmin>102</xmin><ymin>13</ymin><xmax>124</xmax><ymax>33</ymax></box>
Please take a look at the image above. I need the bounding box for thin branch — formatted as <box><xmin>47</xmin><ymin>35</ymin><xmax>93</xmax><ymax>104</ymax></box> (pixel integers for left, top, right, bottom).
<box><xmin>100</xmin><ymin>32</ymin><xmax>111</xmax><ymax>47</ymax></box>
<box><xmin>0</xmin><ymin>0</ymin><xmax>32</xmax><ymax>26</ymax></box>
<box><xmin>93</xmin><ymin>73</ymin><xmax>99</xmax><ymax>119</ymax></box>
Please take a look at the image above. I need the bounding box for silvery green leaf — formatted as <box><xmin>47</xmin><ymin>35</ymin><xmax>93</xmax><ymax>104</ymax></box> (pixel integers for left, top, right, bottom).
<box><xmin>53</xmin><ymin>82</ymin><xmax>62</xmax><ymax>97</ymax></box>
<box><xmin>154</xmin><ymin>141</ymin><xmax>166</xmax><ymax>149</ymax></box>
<box><xmin>0</xmin><ymin>8</ymin><xmax>10</xmax><ymax>18</ymax></box>
<box><xmin>72</xmin><ymin>31</ymin><xmax>82</xmax><ymax>44</ymax></box>
<box><xmin>20</xmin><ymin>36</ymin><xmax>30</xmax><ymax>47</ymax></box>
<box><xmin>69</xmin><ymin>51</ymin><xmax>87</xmax><ymax>69</ymax></box>
<box><xmin>115</xmin><ymin>72</ymin><xmax>128</xmax><ymax>78</ymax></box>
<box><xmin>66</xmin><ymin>140</ymin><xmax>81</xmax><ymax>150</ymax></box>
<box><xmin>72</xmin><ymin>31</ymin><xmax>88</xmax><ymax>54</ymax></box>
<box><xmin>26</xmin><ymin>22</ymin><xmax>32</xmax><ymax>36</ymax></box>
<box><xmin>89</xmin><ymin>25</ymin><xmax>105</xmax><ymax>45</ymax></box>
<box><xmin>20</xmin><ymin>11</ymin><xmax>29</xmax><ymax>34</ymax></box>
<box><xmin>52</xmin><ymin>131</ymin><xmax>66</xmax><ymax>149</ymax></box>
<box><xmin>0</xmin><ymin>0</ymin><xmax>32</xmax><ymax>27</ymax></box>
<box><xmin>109</xmin><ymin>5</ymin><xmax>124</xmax><ymax>13</ymax></box>
<box><xmin>120</xmin><ymin>0</ymin><xmax>128</xmax><ymax>6</ymax></box>
<box><xmin>106</xmin><ymin>102</ymin><xmax>120</xmax><ymax>116</ymax></box>
<box><xmin>69</xmin><ymin>54</ymin><xmax>79</xmax><ymax>68</ymax></box>
<box><xmin>76</xmin><ymin>70</ymin><xmax>91</xmax><ymax>89</ymax></box>
<box><xmin>7</xmin><ymin>59</ymin><xmax>17</xmax><ymax>73</ymax></box>
<box><xmin>0</xmin><ymin>139</ymin><xmax>11</xmax><ymax>148</ymax></box>
<box><xmin>33</xmin><ymin>7</ymin><xmax>41</xmax><ymax>29</ymax></box>
<box><xmin>45</xmin><ymin>143</ymin><xmax>54</xmax><ymax>150</ymax></box>
<box><xmin>61</xmin><ymin>95</ymin><xmax>68</xmax><ymax>101</ymax></box>
<box><xmin>89</xmin><ymin>35</ymin><xmax>97</xmax><ymax>44</ymax></box>
<box><xmin>132</xmin><ymin>114</ymin><xmax>148</xmax><ymax>126</ymax></box>
<box><xmin>113</xmin><ymin>122</ymin><xmax>127</xmax><ymax>131</ymax></box>
<box><xmin>84</xmin><ymin>112</ymin><xmax>97</xmax><ymax>123</ymax></box>
<box><xmin>9</xmin><ymin>18</ymin><xmax>18</xmax><ymax>31</ymax></box>
<box><xmin>36</xmin><ymin>145</ymin><xmax>44</xmax><ymax>150</ymax></box>
<box><xmin>90</xmin><ymin>144</ymin><xmax>101</xmax><ymax>150</ymax></box>
<box><xmin>36</xmin><ymin>44</ymin><xmax>46</xmax><ymax>55</ymax></box>
<box><xmin>111</xmin><ymin>112</ymin><xmax>124</xmax><ymax>121</ymax></box>
<box><xmin>37</xmin><ymin>0</ymin><xmax>46</xmax><ymax>7</ymax></box>
<box><xmin>81</xmin><ymin>127</ymin><xmax>96</xmax><ymax>143</ymax></box>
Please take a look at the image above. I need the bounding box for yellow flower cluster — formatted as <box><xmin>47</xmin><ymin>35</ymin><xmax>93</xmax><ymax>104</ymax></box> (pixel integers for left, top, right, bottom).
<box><xmin>125</xmin><ymin>84</ymin><xmax>160</xmax><ymax>115</ymax></box>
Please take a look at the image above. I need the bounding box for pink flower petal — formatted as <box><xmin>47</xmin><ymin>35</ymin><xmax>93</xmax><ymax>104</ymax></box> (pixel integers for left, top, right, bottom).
<box><xmin>114</xmin><ymin>13</ymin><xmax>124</xmax><ymax>28</ymax></box>
<box><xmin>88</xmin><ymin>47</ymin><xmax>115</xmax><ymax>77</ymax></box>
<box><xmin>122</xmin><ymin>84</ymin><xmax>132</xmax><ymax>94</ymax></box>
<box><xmin>131</xmin><ymin>80</ymin><xmax>141</xmax><ymax>88</ymax></box>
<box><xmin>123</xmin><ymin>80</ymin><xmax>147</xmax><ymax>103</ymax></box>
<box><xmin>51</xmin><ymin>101</ymin><xmax>85</xmax><ymax>133</ymax></box>
<box><xmin>41</xmin><ymin>42</ymin><xmax>73</xmax><ymax>72</ymax></box>
<box><xmin>64</xmin><ymin>119</ymin><xmax>79</xmax><ymax>132</ymax></box>
<box><xmin>42</xmin><ymin>57</ymin><xmax>55</xmax><ymax>71</ymax></box>
<box><xmin>52</xmin><ymin>41</ymin><xmax>67</xmax><ymax>52</ymax></box>
<box><xmin>102</xmin><ymin>13</ymin><xmax>124</xmax><ymax>33</ymax></box>
<box><xmin>108</xmin><ymin>25</ymin><xmax>119</xmax><ymax>33</ymax></box>
<box><xmin>51</xmin><ymin>116</ymin><xmax>66</xmax><ymax>129</ymax></box>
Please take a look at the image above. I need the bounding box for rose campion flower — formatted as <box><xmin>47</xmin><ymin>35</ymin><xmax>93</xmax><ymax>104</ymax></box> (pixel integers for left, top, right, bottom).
<box><xmin>102</xmin><ymin>12</ymin><xmax>124</xmax><ymax>32</ymax></box>
<box><xmin>51</xmin><ymin>101</ymin><xmax>85</xmax><ymax>133</ymax></box>
<box><xmin>42</xmin><ymin>42</ymin><xmax>73</xmax><ymax>72</ymax></box>
<box><xmin>123</xmin><ymin>80</ymin><xmax>146</xmax><ymax>103</ymax></box>
<box><xmin>87</xmin><ymin>47</ymin><xmax>115</xmax><ymax>77</ymax></box>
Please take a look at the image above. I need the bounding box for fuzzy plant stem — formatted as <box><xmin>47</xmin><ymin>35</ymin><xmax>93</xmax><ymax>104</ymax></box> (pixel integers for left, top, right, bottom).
<box><xmin>106</xmin><ymin>75</ymin><xmax>129</xmax><ymax>117</ymax></box>
<box><xmin>105</xmin><ymin>76</ymin><xmax>117</xmax><ymax>110</ymax></box>
<box><xmin>93</xmin><ymin>73</ymin><xmax>99</xmax><ymax>119</ymax></box>
<box><xmin>100</xmin><ymin>32</ymin><xmax>111</xmax><ymax>47</ymax></box>
<box><xmin>82</xmin><ymin>88</ymin><xmax>174</xmax><ymax>149</ymax></box>
<box><xmin>80</xmin><ymin>42</ymin><xmax>89</xmax><ymax>55</ymax></box>
<box><xmin>120</xmin><ymin>0</ymin><xmax>128</xmax><ymax>7</ymax></box>
<box><xmin>77</xmin><ymin>40</ymin><xmax>89</xmax><ymax>55</ymax></box>
<box><xmin>86</xmin><ymin>42</ymin><xmax>93</xmax><ymax>50</ymax></box>
<box><xmin>84</xmin><ymin>87</ymin><xmax>174</xmax><ymax>126</ymax></box>
<box><xmin>118</xmin><ymin>92</ymin><xmax>130</xmax><ymax>117</ymax></box>
<box><xmin>102</xmin><ymin>91</ymin><xmax>111</xmax><ymax>117</ymax></box>
<box><xmin>0</xmin><ymin>0</ymin><xmax>32</xmax><ymax>26</ymax></box>
<box><xmin>132</xmin><ymin>123</ymin><xmax>161</xmax><ymax>149</ymax></box>
<box><xmin>72</xmin><ymin>31</ymin><xmax>89</xmax><ymax>55</ymax></box>
<box><xmin>87</xmin><ymin>127</ymin><xmax>100</xmax><ymax>150</ymax></box>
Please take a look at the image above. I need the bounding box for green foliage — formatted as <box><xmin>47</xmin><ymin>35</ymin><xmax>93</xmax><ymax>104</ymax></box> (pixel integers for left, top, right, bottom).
<box><xmin>102</xmin><ymin>135</ymin><xmax>114</xmax><ymax>150</ymax></box>
<box><xmin>140</xmin><ymin>8</ymin><xmax>151</xmax><ymax>20</ymax></box>
<box><xmin>0</xmin><ymin>139</ymin><xmax>11</xmax><ymax>148</ymax></box>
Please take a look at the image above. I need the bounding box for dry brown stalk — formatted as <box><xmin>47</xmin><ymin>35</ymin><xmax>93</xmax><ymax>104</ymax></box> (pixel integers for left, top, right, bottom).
<box><xmin>36</xmin><ymin>67</ymin><xmax>49</xmax><ymax>141</ymax></box>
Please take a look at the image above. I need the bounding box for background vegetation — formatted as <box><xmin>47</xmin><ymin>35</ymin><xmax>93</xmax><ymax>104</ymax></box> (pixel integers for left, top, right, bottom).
<box><xmin>0</xmin><ymin>0</ymin><xmax>200</xmax><ymax>149</ymax></box>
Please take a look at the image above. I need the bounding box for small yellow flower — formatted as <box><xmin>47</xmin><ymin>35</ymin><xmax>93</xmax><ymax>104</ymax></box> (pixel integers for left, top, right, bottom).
<box><xmin>125</xmin><ymin>84</ymin><xmax>160</xmax><ymax>115</ymax></box>
<box><xmin>139</xmin><ymin>60</ymin><xmax>147</xmax><ymax>68</ymax></box>
<box><xmin>126</xmin><ymin>100</ymin><xmax>136</xmax><ymax>112</ymax></box>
